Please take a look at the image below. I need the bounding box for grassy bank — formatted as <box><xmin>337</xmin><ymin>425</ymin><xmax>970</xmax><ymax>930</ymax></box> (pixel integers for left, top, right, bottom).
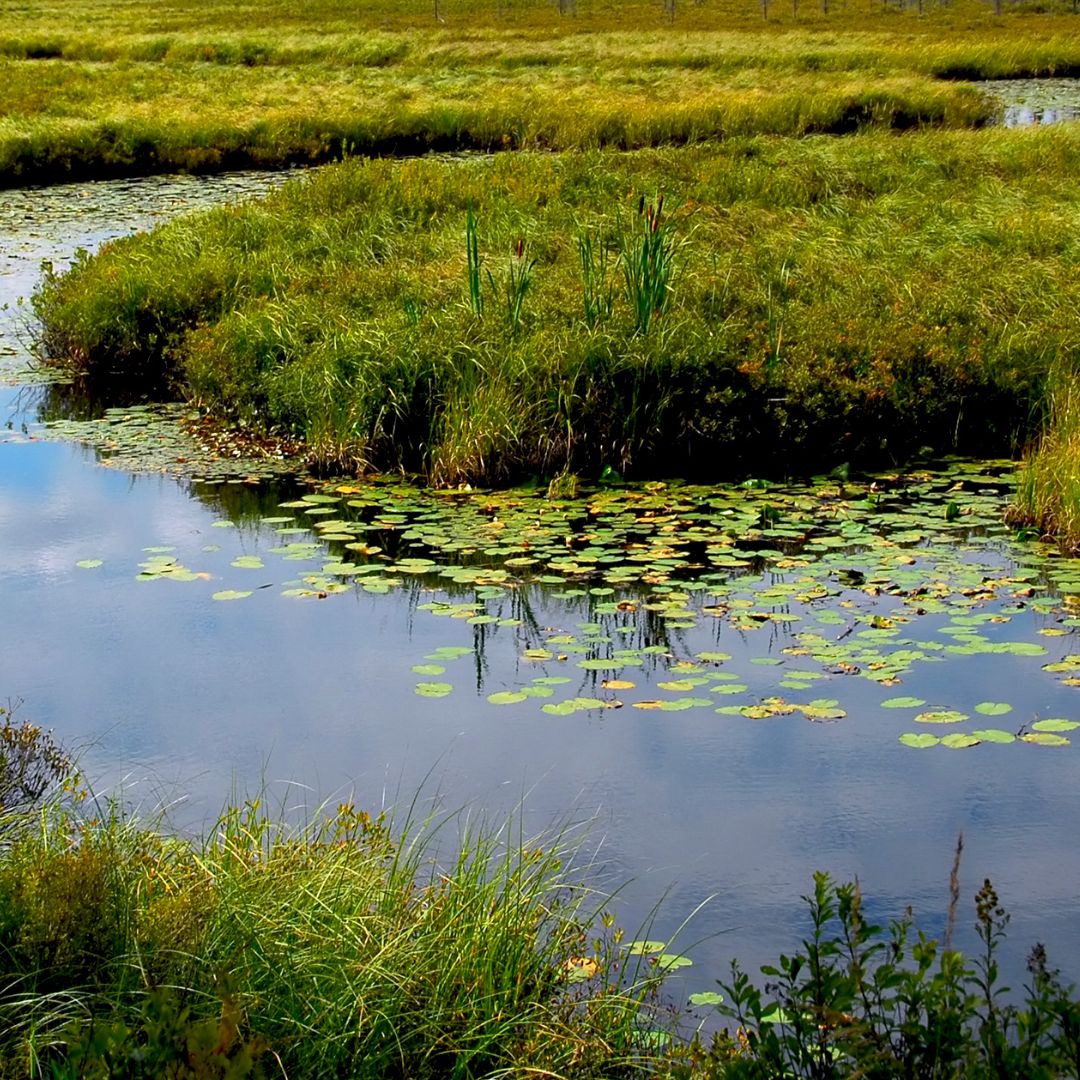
<box><xmin>35</xmin><ymin>129</ymin><xmax>1080</xmax><ymax>483</ymax></box>
<box><xmin>4</xmin><ymin>712</ymin><xmax>1080</xmax><ymax>1078</ymax></box>
<box><xmin>0</xmin><ymin>716</ymin><xmax>669</xmax><ymax>1078</ymax></box>
<box><xmin>3</xmin><ymin>0</ymin><xmax>1080</xmax><ymax>184</ymax></box>
<box><xmin>1012</xmin><ymin>372</ymin><xmax>1080</xmax><ymax>549</ymax></box>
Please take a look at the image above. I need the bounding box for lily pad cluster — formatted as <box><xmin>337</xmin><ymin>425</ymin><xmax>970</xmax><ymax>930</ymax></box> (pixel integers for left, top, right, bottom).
<box><xmin>41</xmin><ymin>403</ymin><xmax>302</xmax><ymax>481</ymax></box>
<box><xmin>66</xmin><ymin>458</ymin><xmax>1080</xmax><ymax>751</ymax></box>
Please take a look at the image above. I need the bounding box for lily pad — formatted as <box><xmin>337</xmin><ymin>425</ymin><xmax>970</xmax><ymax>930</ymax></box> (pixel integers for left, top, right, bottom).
<box><xmin>899</xmin><ymin>733</ymin><xmax>940</xmax><ymax>748</ymax></box>
<box><xmin>1031</xmin><ymin>719</ymin><xmax>1080</xmax><ymax>733</ymax></box>
<box><xmin>881</xmin><ymin>696</ymin><xmax>926</xmax><ymax>709</ymax></box>
<box><xmin>212</xmin><ymin>590</ymin><xmax>252</xmax><ymax>601</ymax></box>
<box><xmin>1022</xmin><ymin>732</ymin><xmax>1070</xmax><ymax>746</ymax></box>
<box><xmin>971</xmin><ymin>728</ymin><xmax>1016</xmax><ymax>744</ymax></box>
<box><xmin>415</xmin><ymin>682</ymin><xmax>453</xmax><ymax>698</ymax></box>
<box><xmin>941</xmin><ymin>733</ymin><xmax>981</xmax><ymax>749</ymax></box>
<box><xmin>914</xmin><ymin>710</ymin><xmax>969</xmax><ymax>725</ymax></box>
<box><xmin>974</xmin><ymin>702</ymin><xmax>1012</xmax><ymax>716</ymax></box>
<box><xmin>488</xmin><ymin>690</ymin><xmax>529</xmax><ymax>705</ymax></box>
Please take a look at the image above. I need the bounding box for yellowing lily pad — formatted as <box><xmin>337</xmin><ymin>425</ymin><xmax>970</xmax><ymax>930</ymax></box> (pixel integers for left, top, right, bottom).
<box><xmin>915</xmin><ymin>710</ymin><xmax>968</xmax><ymax>725</ymax></box>
<box><xmin>1022</xmin><ymin>732</ymin><xmax>1070</xmax><ymax>746</ymax></box>
<box><xmin>941</xmin><ymin>733</ymin><xmax>981</xmax><ymax>749</ymax></box>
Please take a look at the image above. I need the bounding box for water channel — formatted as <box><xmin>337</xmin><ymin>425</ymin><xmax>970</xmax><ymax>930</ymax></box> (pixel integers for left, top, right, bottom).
<box><xmin>2</xmin><ymin>160</ymin><xmax>1079</xmax><ymax>1008</ymax></box>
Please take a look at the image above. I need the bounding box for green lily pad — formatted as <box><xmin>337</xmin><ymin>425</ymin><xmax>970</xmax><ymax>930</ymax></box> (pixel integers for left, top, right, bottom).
<box><xmin>1031</xmin><ymin>719</ymin><xmax>1080</xmax><ymax>733</ymax></box>
<box><xmin>974</xmin><ymin>702</ymin><xmax>1012</xmax><ymax>716</ymax></box>
<box><xmin>971</xmin><ymin>728</ymin><xmax>1016</xmax><ymax>744</ymax></box>
<box><xmin>75</xmin><ymin>559</ymin><xmax>103</xmax><ymax>569</ymax></box>
<box><xmin>899</xmin><ymin>733</ymin><xmax>940</xmax><ymax>748</ymax></box>
<box><xmin>881</xmin><ymin>696</ymin><xmax>926</xmax><ymax>709</ymax></box>
<box><xmin>488</xmin><ymin>690</ymin><xmax>529</xmax><ymax>705</ymax></box>
<box><xmin>688</xmin><ymin>991</ymin><xmax>725</xmax><ymax>1007</ymax></box>
<box><xmin>415</xmin><ymin>682</ymin><xmax>453</xmax><ymax>698</ymax></box>
<box><xmin>411</xmin><ymin>664</ymin><xmax>446</xmax><ymax>676</ymax></box>
<box><xmin>941</xmin><ymin>733</ymin><xmax>981</xmax><ymax>749</ymax></box>
<box><xmin>212</xmin><ymin>590</ymin><xmax>252</xmax><ymax>601</ymax></box>
<box><xmin>625</xmin><ymin>940</ymin><xmax>666</xmax><ymax>955</ymax></box>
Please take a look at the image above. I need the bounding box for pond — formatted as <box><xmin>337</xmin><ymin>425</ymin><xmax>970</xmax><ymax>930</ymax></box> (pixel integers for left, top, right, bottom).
<box><xmin>2</xmin><ymin>169</ymin><xmax>1079</xmax><ymax>1007</ymax></box>
<box><xmin>979</xmin><ymin>77</ymin><xmax>1080</xmax><ymax>127</ymax></box>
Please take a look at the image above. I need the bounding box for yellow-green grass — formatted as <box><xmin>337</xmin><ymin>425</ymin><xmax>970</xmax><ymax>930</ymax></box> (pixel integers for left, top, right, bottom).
<box><xmin>35</xmin><ymin>128</ymin><xmax>1080</xmax><ymax>484</ymax></box>
<box><xmin>2</xmin><ymin>0</ymin><xmax>1080</xmax><ymax>183</ymax></box>
<box><xmin>1013</xmin><ymin>375</ymin><xmax>1080</xmax><ymax>549</ymax></box>
<box><xmin>0</xmin><ymin>791</ymin><xmax>666</xmax><ymax>1078</ymax></box>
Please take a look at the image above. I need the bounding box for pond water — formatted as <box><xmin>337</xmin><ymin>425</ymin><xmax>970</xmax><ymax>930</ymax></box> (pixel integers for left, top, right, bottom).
<box><xmin>979</xmin><ymin>77</ymin><xmax>1080</xmax><ymax>127</ymax></box>
<box><xmin>2</xmin><ymin>170</ymin><xmax>1079</xmax><ymax>1009</ymax></box>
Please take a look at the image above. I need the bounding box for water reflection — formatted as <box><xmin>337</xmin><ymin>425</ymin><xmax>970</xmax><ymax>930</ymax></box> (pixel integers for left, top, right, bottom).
<box><xmin>0</xmin><ymin>168</ymin><xmax>1078</xmax><ymax>1007</ymax></box>
<box><xmin>979</xmin><ymin>78</ymin><xmax>1080</xmax><ymax>127</ymax></box>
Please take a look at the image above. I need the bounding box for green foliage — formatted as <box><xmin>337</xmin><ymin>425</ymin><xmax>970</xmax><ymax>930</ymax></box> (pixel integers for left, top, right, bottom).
<box><xmin>466</xmin><ymin>205</ymin><xmax>483</xmax><ymax>320</ymax></box>
<box><xmin>0</xmin><ymin>705</ymin><xmax>75</xmax><ymax>812</ymax></box>
<box><xmin>620</xmin><ymin>195</ymin><xmax>679</xmax><ymax>335</ymax></box>
<box><xmin>0</xmin><ymin>794</ymin><xmax>670</xmax><ymax>1079</ymax></box>
<box><xmin>579</xmin><ymin>229</ymin><xmax>615</xmax><ymax>330</ymax></box>
<box><xmin>35</xmin><ymin>132</ymin><xmax>1077</xmax><ymax>484</ymax></box>
<box><xmin>53</xmin><ymin>984</ymin><xmax>266</xmax><ymax>1080</ymax></box>
<box><xmin>680</xmin><ymin>873</ymin><xmax>1080</xmax><ymax>1079</ymax></box>
<box><xmin>1012</xmin><ymin>367</ymin><xmax>1080</xmax><ymax>549</ymax></box>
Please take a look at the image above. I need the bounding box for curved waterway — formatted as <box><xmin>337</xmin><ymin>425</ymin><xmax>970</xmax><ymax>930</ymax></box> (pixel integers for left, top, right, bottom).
<box><xmin>2</xmin><ymin>169</ymin><xmax>1079</xmax><ymax>1006</ymax></box>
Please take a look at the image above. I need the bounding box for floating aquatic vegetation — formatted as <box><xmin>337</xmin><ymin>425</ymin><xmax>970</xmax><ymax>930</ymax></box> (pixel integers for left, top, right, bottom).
<box><xmin>75</xmin><ymin>458</ymin><xmax>1080</xmax><ymax>754</ymax></box>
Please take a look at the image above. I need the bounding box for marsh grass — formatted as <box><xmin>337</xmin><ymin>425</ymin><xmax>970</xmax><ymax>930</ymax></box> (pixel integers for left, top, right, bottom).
<box><xmin>0</xmin><ymin>792</ymin><xmax>670</xmax><ymax>1079</ymax></box>
<box><xmin>35</xmin><ymin>130</ymin><xmax>1080</xmax><ymax>483</ymax></box>
<box><xmin>3</xmin><ymin>0</ymin><xmax>1080</xmax><ymax>184</ymax></box>
<box><xmin>1012</xmin><ymin>369</ymin><xmax>1080</xmax><ymax>548</ymax></box>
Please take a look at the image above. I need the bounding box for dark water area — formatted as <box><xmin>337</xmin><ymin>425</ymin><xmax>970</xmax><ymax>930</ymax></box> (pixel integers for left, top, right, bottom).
<box><xmin>980</xmin><ymin>77</ymin><xmax>1080</xmax><ymax>127</ymax></box>
<box><xmin>2</xmin><ymin>169</ymin><xmax>1079</xmax><ymax>1010</ymax></box>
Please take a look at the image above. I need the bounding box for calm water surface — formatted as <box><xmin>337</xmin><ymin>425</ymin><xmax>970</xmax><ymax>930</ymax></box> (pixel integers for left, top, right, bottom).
<box><xmin>1</xmin><ymin>170</ymin><xmax>1078</xmax><ymax>1003</ymax></box>
<box><xmin>980</xmin><ymin>77</ymin><xmax>1080</xmax><ymax>127</ymax></box>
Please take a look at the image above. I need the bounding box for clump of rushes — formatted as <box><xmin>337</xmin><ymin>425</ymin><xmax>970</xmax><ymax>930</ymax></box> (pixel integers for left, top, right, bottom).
<box><xmin>489</xmin><ymin>236</ymin><xmax>537</xmax><ymax>333</ymax></box>
<box><xmin>1011</xmin><ymin>368</ymin><xmax>1080</xmax><ymax>549</ymax></box>
<box><xmin>466</xmin><ymin>205</ymin><xmax>483</xmax><ymax>319</ymax></box>
<box><xmin>620</xmin><ymin>194</ymin><xmax>678</xmax><ymax>335</ymax></box>
<box><xmin>0</xmin><ymin>792</ymin><xmax>674</xmax><ymax>1079</ymax></box>
<box><xmin>579</xmin><ymin>228</ymin><xmax>615</xmax><ymax>329</ymax></box>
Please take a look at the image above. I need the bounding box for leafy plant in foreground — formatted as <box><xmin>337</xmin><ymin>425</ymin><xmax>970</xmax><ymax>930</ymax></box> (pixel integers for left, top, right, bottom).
<box><xmin>698</xmin><ymin>872</ymin><xmax>1080</xmax><ymax>1079</ymax></box>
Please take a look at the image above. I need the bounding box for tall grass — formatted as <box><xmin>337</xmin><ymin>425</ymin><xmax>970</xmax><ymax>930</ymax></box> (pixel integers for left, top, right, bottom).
<box><xmin>35</xmin><ymin>130</ymin><xmax>1080</xmax><ymax>483</ymax></box>
<box><xmin>1012</xmin><ymin>368</ymin><xmax>1080</xmax><ymax>548</ymax></box>
<box><xmin>5</xmin><ymin>0</ymin><xmax>1080</xmax><ymax>184</ymax></box>
<box><xmin>0</xmin><ymin>791</ymin><xmax>669</xmax><ymax>1078</ymax></box>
